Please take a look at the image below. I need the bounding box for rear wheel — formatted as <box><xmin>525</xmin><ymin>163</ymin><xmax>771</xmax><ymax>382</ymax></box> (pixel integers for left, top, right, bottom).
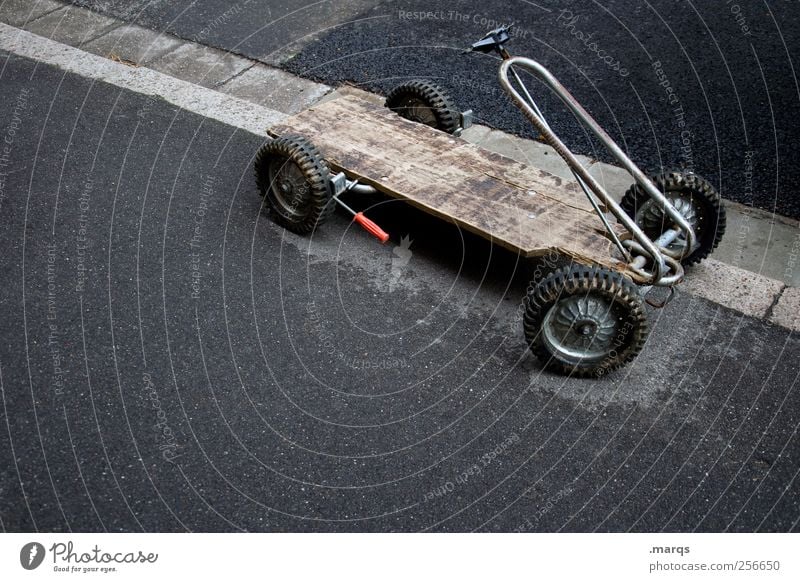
<box><xmin>385</xmin><ymin>80</ymin><xmax>460</xmax><ymax>134</ymax></box>
<box><xmin>254</xmin><ymin>135</ymin><xmax>332</xmax><ymax>234</ymax></box>
<box><xmin>523</xmin><ymin>265</ymin><xmax>649</xmax><ymax>377</ymax></box>
<box><xmin>621</xmin><ymin>170</ymin><xmax>726</xmax><ymax>265</ymax></box>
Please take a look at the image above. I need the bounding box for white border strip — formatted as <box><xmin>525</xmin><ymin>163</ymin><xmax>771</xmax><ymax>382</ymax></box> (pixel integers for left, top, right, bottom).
<box><xmin>0</xmin><ymin>22</ymin><xmax>286</xmax><ymax>135</ymax></box>
<box><xmin>2</xmin><ymin>533</ymin><xmax>799</xmax><ymax>581</ymax></box>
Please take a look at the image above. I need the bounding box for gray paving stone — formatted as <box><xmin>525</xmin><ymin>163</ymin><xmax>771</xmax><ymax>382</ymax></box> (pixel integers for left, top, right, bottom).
<box><xmin>682</xmin><ymin>258</ymin><xmax>785</xmax><ymax>319</ymax></box>
<box><xmin>318</xmin><ymin>85</ymin><xmax>384</xmax><ymax>107</ymax></box>
<box><xmin>459</xmin><ymin>123</ymin><xmax>492</xmax><ymax>143</ymax></box>
<box><xmin>148</xmin><ymin>42</ymin><xmax>252</xmax><ymax>89</ymax></box>
<box><xmin>0</xmin><ymin>0</ymin><xmax>64</xmax><ymax>27</ymax></box>
<box><xmin>769</xmin><ymin>286</ymin><xmax>800</xmax><ymax>331</ymax></box>
<box><xmin>83</xmin><ymin>23</ymin><xmax>181</xmax><ymax>65</ymax></box>
<box><xmin>712</xmin><ymin>204</ymin><xmax>800</xmax><ymax>288</ymax></box>
<box><xmin>22</xmin><ymin>4</ymin><xmax>120</xmax><ymax>47</ymax></box>
<box><xmin>217</xmin><ymin>63</ymin><xmax>331</xmax><ymax>115</ymax></box>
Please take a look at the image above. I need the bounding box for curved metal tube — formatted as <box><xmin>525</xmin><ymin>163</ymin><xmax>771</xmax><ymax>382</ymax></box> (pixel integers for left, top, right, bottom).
<box><xmin>498</xmin><ymin>57</ymin><xmax>696</xmax><ymax>285</ymax></box>
<box><xmin>624</xmin><ymin>239</ymin><xmax>684</xmax><ymax>286</ymax></box>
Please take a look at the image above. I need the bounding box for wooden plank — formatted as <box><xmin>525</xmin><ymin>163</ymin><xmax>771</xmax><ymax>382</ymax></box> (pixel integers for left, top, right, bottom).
<box><xmin>269</xmin><ymin>94</ymin><xmax>626</xmax><ymax>267</ymax></box>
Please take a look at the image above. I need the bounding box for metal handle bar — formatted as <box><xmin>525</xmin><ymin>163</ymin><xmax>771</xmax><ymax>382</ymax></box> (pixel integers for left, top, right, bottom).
<box><xmin>498</xmin><ymin>57</ymin><xmax>696</xmax><ymax>285</ymax></box>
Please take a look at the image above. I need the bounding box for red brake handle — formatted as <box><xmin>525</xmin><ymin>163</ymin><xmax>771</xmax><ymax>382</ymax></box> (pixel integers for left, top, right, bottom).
<box><xmin>353</xmin><ymin>212</ymin><xmax>389</xmax><ymax>244</ymax></box>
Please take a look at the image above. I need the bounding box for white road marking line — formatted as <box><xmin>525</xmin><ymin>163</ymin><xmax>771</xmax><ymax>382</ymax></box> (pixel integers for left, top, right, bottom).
<box><xmin>0</xmin><ymin>22</ymin><xmax>286</xmax><ymax>135</ymax></box>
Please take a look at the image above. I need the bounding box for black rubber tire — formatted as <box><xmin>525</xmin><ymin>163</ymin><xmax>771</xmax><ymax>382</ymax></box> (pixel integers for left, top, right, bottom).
<box><xmin>254</xmin><ymin>135</ymin><xmax>332</xmax><ymax>234</ymax></box>
<box><xmin>620</xmin><ymin>170</ymin><xmax>726</xmax><ymax>266</ymax></box>
<box><xmin>523</xmin><ymin>265</ymin><xmax>649</xmax><ymax>377</ymax></box>
<box><xmin>385</xmin><ymin>80</ymin><xmax>461</xmax><ymax>134</ymax></box>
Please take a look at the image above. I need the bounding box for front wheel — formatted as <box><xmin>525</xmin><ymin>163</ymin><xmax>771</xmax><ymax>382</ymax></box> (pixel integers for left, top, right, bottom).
<box><xmin>385</xmin><ymin>80</ymin><xmax>461</xmax><ymax>134</ymax></box>
<box><xmin>621</xmin><ymin>170</ymin><xmax>726</xmax><ymax>266</ymax></box>
<box><xmin>523</xmin><ymin>265</ymin><xmax>649</xmax><ymax>377</ymax></box>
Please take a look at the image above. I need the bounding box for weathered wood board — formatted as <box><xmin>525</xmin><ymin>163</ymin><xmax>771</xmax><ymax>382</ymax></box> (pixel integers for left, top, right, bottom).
<box><xmin>269</xmin><ymin>94</ymin><xmax>626</xmax><ymax>267</ymax></box>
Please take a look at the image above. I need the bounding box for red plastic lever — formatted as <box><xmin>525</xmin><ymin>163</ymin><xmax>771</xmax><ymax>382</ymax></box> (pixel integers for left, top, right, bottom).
<box><xmin>353</xmin><ymin>212</ymin><xmax>389</xmax><ymax>244</ymax></box>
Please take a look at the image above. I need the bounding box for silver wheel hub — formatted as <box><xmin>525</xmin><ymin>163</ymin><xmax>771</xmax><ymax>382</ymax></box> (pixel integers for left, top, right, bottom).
<box><xmin>542</xmin><ymin>295</ymin><xmax>619</xmax><ymax>362</ymax></box>
<box><xmin>637</xmin><ymin>195</ymin><xmax>699</xmax><ymax>254</ymax></box>
<box><xmin>268</xmin><ymin>159</ymin><xmax>309</xmax><ymax>216</ymax></box>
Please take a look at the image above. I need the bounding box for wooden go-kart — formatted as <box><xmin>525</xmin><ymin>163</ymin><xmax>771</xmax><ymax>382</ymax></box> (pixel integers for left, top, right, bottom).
<box><xmin>253</xmin><ymin>26</ymin><xmax>726</xmax><ymax>377</ymax></box>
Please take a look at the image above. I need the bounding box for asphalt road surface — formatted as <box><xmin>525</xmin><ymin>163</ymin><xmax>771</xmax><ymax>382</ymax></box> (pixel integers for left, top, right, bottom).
<box><xmin>68</xmin><ymin>0</ymin><xmax>800</xmax><ymax>219</ymax></box>
<box><xmin>1</xmin><ymin>50</ymin><xmax>798</xmax><ymax>532</ymax></box>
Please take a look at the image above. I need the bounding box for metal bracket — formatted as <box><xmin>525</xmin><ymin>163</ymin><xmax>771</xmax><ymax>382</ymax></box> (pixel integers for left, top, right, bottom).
<box><xmin>453</xmin><ymin>109</ymin><xmax>474</xmax><ymax>138</ymax></box>
<box><xmin>330</xmin><ymin>172</ymin><xmax>348</xmax><ymax>197</ymax></box>
<box><xmin>470</xmin><ymin>25</ymin><xmax>513</xmax><ymax>55</ymax></box>
<box><xmin>461</xmin><ymin>109</ymin><xmax>474</xmax><ymax>130</ymax></box>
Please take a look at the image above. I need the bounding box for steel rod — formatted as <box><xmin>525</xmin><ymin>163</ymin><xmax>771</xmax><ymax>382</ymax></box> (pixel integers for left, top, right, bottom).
<box><xmin>499</xmin><ymin>57</ymin><xmax>697</xmax><ymax>284</ymax></box>
<box><xmin>508</xmin><ymin>65</ymin><xmax>631</xmax><ymax>261</ymax></box>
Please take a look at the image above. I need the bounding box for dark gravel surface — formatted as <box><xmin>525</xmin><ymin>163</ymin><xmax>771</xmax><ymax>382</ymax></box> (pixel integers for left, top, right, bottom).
<box><xmin>67</xmin><ymin>0</ymin><xmax>800</xmax><ymax>219</ymax></box>
<box><xmin>1</xmin><ymin>51</ymin><xmax>799</xmax><ymax>532</ymax></box>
